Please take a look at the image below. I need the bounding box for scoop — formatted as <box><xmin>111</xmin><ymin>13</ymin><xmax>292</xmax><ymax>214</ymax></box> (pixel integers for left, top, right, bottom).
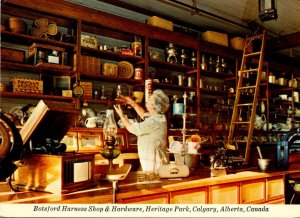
<box><xmin>257</xmin><ymin>146</ymin><xmax>263</xmax><ymax>159</ymax></box>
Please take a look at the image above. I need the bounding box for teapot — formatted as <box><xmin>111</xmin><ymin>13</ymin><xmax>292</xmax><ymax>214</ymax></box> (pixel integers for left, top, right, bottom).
<box><xmin>85</xmin><ymin>116</ymin><xmax>98</xmax><ymax>128</ymax></box>
<box><xmin>254</xmin><ymin>114</ymin><xmax>266</xmax><ymax>130</ymax></box>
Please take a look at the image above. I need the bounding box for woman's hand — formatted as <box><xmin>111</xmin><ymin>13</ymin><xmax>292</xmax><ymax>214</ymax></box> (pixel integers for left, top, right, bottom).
<box><xmin>119</xmin><ymin>95</ymin><xmax>135</xmax><ymax>106</ymax></box>
<box><xmin>113</xmin><ymin>104</ymin><xmax>124</xmax><ymax>117</ymax></box>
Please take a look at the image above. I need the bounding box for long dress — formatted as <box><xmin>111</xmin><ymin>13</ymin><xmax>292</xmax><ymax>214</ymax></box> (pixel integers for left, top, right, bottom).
<box><xmin>127</xmin><ymin>114</ymin><xmax>168</xmax><ymax>171</ymax></box>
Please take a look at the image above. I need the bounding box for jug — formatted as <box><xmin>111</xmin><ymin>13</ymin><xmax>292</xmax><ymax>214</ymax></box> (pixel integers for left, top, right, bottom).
<box><xmin>85</xmin><ymin>116</ymin><xmax>98</xmax><ymax>128</ymax></box>
<box><xmin>254</xmin><ymin>114</ymin><xmax>266</xmax><ymax>130</ymax></box>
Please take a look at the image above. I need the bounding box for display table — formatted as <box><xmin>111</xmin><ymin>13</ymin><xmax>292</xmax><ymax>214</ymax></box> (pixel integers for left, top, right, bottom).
<box><xmin>0</xmin><ymin>168</ymin><xmax>298</xmax><ymax>204</ymax></box>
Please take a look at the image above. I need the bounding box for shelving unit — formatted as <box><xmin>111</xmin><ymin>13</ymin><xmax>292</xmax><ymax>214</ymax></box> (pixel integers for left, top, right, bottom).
<box><xmin>1</xmin><ymin>0</ymin><xmax>300</xmax><ymax>159</ymax></box>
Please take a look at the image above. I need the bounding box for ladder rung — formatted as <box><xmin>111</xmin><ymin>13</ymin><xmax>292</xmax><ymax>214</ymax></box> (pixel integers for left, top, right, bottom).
<box><xmin>239</xmin><ymin>68</ymin><xmax>259</xmax><ymax>73</ymax></box>
<box><xmin>244</xmin><ymin>52</ymin><xmax>261</xmax><ymax>57</ymax></box>
<box><xmin>247</xmin><ymin>35</ymin><xmax>263</xmax><ymax>41</ymax></box>
<box><xmin>233</xmin><ymin>121</ymin><xmax>251</xmax><ymax>124</ymax></box>
<box><xmin>235</xmin><ymin>103</ymin><xmax>254</xmax><ymax>107</ymax></box>
<box><xmin>235</xmin><ymin>139</ymin><xmax>248</xmax><ymax>143</ymax></box>
<box><xmin>238</xmin><ymin>85</ymin><xmax>256</xmax><ymax>90</ymax></box>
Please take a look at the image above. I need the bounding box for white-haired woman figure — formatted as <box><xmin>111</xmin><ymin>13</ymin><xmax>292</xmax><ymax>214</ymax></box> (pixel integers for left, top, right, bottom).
<box><xmin>114</xmin><ymin>89</ymin><xmax>170</xmax><ymax>172</ymax></box>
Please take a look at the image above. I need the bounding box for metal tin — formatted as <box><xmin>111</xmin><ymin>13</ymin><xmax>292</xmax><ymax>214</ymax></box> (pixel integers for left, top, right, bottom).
<box><xmin>173</xmin><ymin>103</ymin><xmax>184</xmax><ymax>115</ymax></box>
<box><xmin>134</xmin><ymin>68</ymin><xmax>143</xmax><ymax>80</ymax></box>
<box><xmin>145</xmin><ymin>79</ymin><xmax>152</xmax><ymax>103</ymax></box>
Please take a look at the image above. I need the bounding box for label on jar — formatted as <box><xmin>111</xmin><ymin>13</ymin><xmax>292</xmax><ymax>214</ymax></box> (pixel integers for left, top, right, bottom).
<box><xmin>145</xmin><ymin>79</ymin><xmax>152</xmax><ymax>103</ymax></box>
<box><xmin>134</xmin><ymin>68</ymin><xmax>143</xmax><ymax>80</ymax></box>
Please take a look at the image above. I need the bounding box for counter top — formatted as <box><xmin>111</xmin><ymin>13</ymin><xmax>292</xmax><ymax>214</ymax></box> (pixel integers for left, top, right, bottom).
<box><xmin>0</xmin><ymin>168</ymin><xmax>297</xmax><ymax>204</ymax></box>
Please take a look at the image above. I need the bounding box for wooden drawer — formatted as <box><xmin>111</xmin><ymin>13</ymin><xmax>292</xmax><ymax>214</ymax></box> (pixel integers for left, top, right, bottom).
<box><xmin>170</xmin><ymin>187</ymin><xmax>208</xmax><ymax>204</ymax></box>
<box><xmin>240</xmin><ymin>179</ymin><xmax>265</xmax><ymax>204</ymax></box>
<box><xmin>61</xmin><ymin>131</ymin><xmax>78</xmax><ymax>152</ymax></box>
<box><xmin>266</xmin><ymin>176</ymin><xmax>285</xmax><ymax>202</ymax></box>
<box><xmin>118</xmin><ymin>193</ymin><xmax>169</xmax><ymax>204</ymax></box>
<box><xmin>78</xmin><ymin>132</ymin><xmax>103</xmax><ymax>152</ymax></box>
<box><xmin>209</xmin><ymin>182</ymin><xmax>239</xmax><ymax>204</ymax></box>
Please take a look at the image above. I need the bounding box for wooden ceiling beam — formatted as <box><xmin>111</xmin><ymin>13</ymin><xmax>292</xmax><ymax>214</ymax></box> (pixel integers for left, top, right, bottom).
<box><xmin>267</xmin><ymin>31</ymin><xmax>300</xmax><ymax>51</ymax></box>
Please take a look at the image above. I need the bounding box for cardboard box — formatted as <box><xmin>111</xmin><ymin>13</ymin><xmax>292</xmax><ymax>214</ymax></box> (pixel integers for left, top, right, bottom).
<box><xmin>11</xmin><ymin>78</ymin><xmax>43</xmax><ymax>94</ymax></box>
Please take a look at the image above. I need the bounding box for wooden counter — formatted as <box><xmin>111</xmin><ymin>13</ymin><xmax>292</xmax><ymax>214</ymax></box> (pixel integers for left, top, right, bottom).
<box><xmin>1</xmin><ymin>168</ymin><xmax>298</xmax><ymax>204</ymax></box>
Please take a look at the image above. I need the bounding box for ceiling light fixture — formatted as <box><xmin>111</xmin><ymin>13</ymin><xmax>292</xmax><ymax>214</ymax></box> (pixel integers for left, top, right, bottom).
<box><xmin>259</xmin><ymin>0</ymin><xmax>278</xmax><ymax>22</ymax></box>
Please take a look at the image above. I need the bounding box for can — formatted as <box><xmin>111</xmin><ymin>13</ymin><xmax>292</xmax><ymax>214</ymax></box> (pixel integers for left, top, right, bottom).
<box><xmin>145</xmin><ymin>79</ymin><xmax>152</xmax><ymax>103</ymax></box>
<box><xmin>173</xmin><ymin>103</ymin><xmax>184</xmax><ymax>115</ymax></box>
<box><xmin>134</xmin><ymin>68</ymin><xmax>143</xmax><ymax>80</ymax></box>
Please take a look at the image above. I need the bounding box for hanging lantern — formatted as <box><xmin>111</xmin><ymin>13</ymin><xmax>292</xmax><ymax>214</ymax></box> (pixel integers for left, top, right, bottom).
<box><xmin>259</xmin><ymin>0</ymin><xmax>278</xmax><ymax>22</ymax></box>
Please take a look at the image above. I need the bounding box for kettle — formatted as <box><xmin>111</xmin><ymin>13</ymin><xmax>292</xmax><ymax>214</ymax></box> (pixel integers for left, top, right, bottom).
<box><xmin>254</xmin><ymin>114</ymin><xmax>266</xmax><ymax>130</ymax></box>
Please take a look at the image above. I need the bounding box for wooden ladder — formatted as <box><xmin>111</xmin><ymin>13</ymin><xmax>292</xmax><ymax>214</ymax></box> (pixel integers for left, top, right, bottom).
<box><xmin>226</xmin><ymin>30</ymin><xmax>266</xmax><ymax>165</ymax></box>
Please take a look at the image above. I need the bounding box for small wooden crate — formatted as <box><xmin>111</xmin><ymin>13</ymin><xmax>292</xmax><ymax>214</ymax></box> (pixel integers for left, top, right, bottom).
<box><xmin>1</xmin><ymin>47</ymin><xmax>25</xmax><ymax>63</ymax></box>
<box><xmin>80</xmin><ymin>55</ymin><xmax>101</xmax><ymax>76</ymax></box>
<box><xmin>146</xmin><ymin>16</ymin><xmax>173</xmax><ymax>31</ymax></box>
<box><xmin>11</xmin><ymin>78</ymin><xmax>43</xmax><ymax>94</ymax></box>
<box><xmin>14</xmin><ymin>153</ymin><xmax>96</xmax><ymax>193</ymax></box>
<box><xmin>202</xmin><ymin>31</ymin><xmax>228</xmax><ymax>47</ymax></box>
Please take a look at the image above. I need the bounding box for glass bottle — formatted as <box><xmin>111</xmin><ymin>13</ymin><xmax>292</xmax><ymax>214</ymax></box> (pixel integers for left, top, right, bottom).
<box><xmin>208</xmin><ymin>56</ymin><xmax>215</xmax><ymax>71</ymax></box>
<box><xmin>191</xmin><ymin>51</ymin><xmax>197</xmax><ymax>68</ymax></box>
<box><xmin>215</xmin><ymin>56</ymin><xmax>221</xmax><ymax>73</ymax></box>
<box><xmin>221</xmin><ymin>57</ymin><xmax>227</xmax><ymax>74</ymax></box>
<box><xmin>201</xmin><ymin>54</ymin><xmax>207</xmax><ymax>70</ymax></box>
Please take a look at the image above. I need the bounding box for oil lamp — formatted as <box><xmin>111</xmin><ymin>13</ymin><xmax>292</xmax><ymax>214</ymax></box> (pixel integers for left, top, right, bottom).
<box><xmin>101</xmin><ymin>109</ymin><xmax>120</xmax><ymax>176</ymax></box>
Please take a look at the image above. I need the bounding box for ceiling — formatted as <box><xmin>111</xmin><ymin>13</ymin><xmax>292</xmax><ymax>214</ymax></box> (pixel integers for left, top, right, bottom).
<box><xmin>68</xmin><ymin>0</ymin><xmax>300</xmax><ymax>64</ymax></box>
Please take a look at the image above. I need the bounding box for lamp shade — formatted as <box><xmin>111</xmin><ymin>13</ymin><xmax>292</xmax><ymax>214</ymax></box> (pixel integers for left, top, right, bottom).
<box><xmin>103</xmin><ymin>109</ymin><xmax>117</xmax><ymax>139</ymax></box>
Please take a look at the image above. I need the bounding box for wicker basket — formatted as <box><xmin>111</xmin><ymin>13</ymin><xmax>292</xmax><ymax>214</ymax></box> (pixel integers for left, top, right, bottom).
<box><xmin>7</xmin><ymin>17</ymin><xmax>27</xmax><ymax>34</ymax></box>
<box><xmin>146</xmin><ymin>16</ymin><xmax>173</xmax><ymax>31</ymax></box>
<box><xmin>230</xmin><ymin>37</ymin><xmax>253</xmax><ymax>52</ymax></box>
<box><xmin>202</xmin><ymin>31</ymin><xmax>228</xmax><ymax>47</ymax></box>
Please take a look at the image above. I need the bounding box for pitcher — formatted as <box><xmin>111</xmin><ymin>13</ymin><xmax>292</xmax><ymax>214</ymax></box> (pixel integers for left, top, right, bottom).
<box><xmin>254</xmin><ymin>114</ymin><xmax>266</xmax><ymax>130</ymax></box>
<box><xmin>85</xmin><ymin>116</ymin><xmax>98</xmax><ymax>128</ymax></box>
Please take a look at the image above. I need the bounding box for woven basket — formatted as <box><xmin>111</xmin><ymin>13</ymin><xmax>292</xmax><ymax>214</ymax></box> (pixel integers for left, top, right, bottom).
<box><xmin>230</xmin><ymin>37</ymin><xmax>253</xmax><ymax>52</ymax></box>
<box><xmin>202</xmin><ymin>31</ymin><xmax>228</xmax><ymax>47</ymax></box>
<box><xmin>146</xmin><ymin>16</ymin><xmax>173</xmax><ymax>31</ymax></box>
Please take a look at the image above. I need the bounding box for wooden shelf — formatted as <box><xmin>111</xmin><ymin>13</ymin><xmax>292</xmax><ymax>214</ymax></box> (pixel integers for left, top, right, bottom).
<box><xmin>149</xmin><ymin>59</ymin><xmax>196</xmax><ymax>73</ymax></box>
<box><xmin>0</xmin><ymin>91</ymin><xmax>73</xmax><ymax>102</ymax></box>
<box><xmin>1</xmin><ymin>31</ymin><xmax>76</xmax><ymax>50</ymax></box>
<box><xmin>1</xmin><ymin>61</ymin><xmax>75</xmax><ymax>76</ymax></box>
<box><xmin>81</xmin><ymin>47</ymin><xmax>145</xmax><ymax>64</ymax></box>
<box><xmin>152</xmin><ymin>82</ymin><xmax>196</xmax><ymax>91</ymax></box>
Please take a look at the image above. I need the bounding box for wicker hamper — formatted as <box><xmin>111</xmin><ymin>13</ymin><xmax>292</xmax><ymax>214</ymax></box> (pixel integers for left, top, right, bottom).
<box><xmin>230</xmin><ymin>37</ymin><xmax>253</xmax><ymax>52</ymax></box>
<box><xmin>202</xmin><ymin>31</ymin><xmax>228</xmax><ymax>47</ymax></box>
<box><xmin>146</xmin><ymin>16</ymin><xmax>173</xmax><ymax>31</ymax></box>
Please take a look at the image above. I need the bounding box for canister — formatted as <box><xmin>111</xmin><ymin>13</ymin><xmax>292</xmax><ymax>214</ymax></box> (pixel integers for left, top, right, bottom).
<box><xmin>145</xmin><ymin>79</ymin><xmax>152</xmax><ymax>103</ymax></box>
<box><xmin>187</xmin><ymin>76</ymin><xmax>194</xmax><ymax>87</ymax></box>
<box><xmin>134</xmin><ymin>68</ymin><xmax>143</xmax><ymax>80</ymax></box>
<box><xmin>173</xmin><ymin>103</ymin><xmax>184</xmax><ymax>115</ymax></box>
